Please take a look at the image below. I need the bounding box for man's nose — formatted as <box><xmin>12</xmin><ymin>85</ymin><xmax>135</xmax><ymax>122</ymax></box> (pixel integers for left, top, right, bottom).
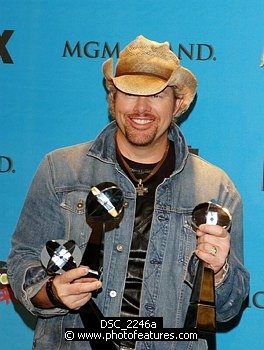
<box><xmin>133</xmin><ymin>96</ymin><xmax>151</xmax><ymax>114</ymax></box>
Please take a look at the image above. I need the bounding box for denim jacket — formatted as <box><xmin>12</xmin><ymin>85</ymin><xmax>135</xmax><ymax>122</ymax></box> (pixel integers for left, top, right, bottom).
<box><xmin>8</xmin><ymin>121</ymin><xmax>249</xmax><ymax>350</ymax></box>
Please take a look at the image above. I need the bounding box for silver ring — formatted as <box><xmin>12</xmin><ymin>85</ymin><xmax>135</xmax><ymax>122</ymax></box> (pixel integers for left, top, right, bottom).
<box><xmin>210</xmin><ymin>246</ymin><xmax>217</xmax><ymax>256</ymax></box>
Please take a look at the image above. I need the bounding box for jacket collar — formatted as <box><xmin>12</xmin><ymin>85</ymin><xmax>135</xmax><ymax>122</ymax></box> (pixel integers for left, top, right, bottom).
<box><xmin>88</xmin><ymin>121</ymin><xmax>189</xmax><ymax>173</ymax></box>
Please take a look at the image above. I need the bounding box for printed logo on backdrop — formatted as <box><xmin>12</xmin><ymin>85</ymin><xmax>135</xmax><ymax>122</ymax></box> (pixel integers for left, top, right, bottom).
<box><xmin>260</xmin><ymin>52</ymin><xmax>264</xmax><ymax>67</ymax></box>
<box><xmin>0</xmin><ymin>30</ymin><xmax>14</xmax><ymax>64</ymax></box>
<box><xmin>0</xmin><ymin>261</ymin><xmax>18</xmax><ymax>305</ymax></box>
<box><xmin>0</xmin><ymin>156</ymin><xmax>15</xmax><ymax>173</ymax></box>
<box><xmin>251</xmin><ymin>291</ymin><xmax>264</xmax><ymax>309</ymax></box>
<box><xmin>62</xmin><ymin>40</ymin><xmax>216</xmax><ymax>61</ymax></box>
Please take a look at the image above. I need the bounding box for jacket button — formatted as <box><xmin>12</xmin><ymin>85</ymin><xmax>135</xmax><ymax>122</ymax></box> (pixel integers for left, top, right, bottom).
<box><xmin>109</xmin><ymin>290</ymin><xmax>117</xmax><ymax>298</ymax></box>
<box><xmin>76</xmin><ymin>199</ymin><xmax>84</xmax><ymax>209</ymax></box>
<box><xmin>116</xmin><ymin>244</ymin><xmax>124</xmax><ymax>252</ymax></box>
<box><xmin>123</xmin><ymin>201</ymin><xmax>129</xmax><ymax>208</ymax></box>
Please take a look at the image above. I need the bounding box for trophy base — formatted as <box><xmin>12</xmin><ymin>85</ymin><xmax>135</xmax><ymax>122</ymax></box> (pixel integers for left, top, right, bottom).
<box><xmin>184</xmin><ymin>302</ymin><xmax>216</xmax><ymax>334</ymax></box>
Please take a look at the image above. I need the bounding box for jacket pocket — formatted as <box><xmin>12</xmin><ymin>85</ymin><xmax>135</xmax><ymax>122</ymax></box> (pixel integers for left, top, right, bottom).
<box><xmin>59</xmin><ymin>190</ymin><xmax>91</xmax><ymax>247</ymax></box>
<box><xmin>176</xmin><ymin>209</ymin><xmax>196</xmax><ymax>266</ymax></box>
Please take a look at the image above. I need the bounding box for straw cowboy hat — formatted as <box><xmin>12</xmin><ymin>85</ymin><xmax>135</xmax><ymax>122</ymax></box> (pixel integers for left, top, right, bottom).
<box><xmin>103</xmin><ymin>35</ymin><xmax>197</xmax><ymax>116</ymax></box>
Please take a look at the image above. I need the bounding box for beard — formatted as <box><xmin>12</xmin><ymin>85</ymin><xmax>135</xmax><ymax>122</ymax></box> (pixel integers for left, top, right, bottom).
<box><xmin>123</xmin><ymin>122</ymin><xmax>159</xmax><ymax>147</ymax></box>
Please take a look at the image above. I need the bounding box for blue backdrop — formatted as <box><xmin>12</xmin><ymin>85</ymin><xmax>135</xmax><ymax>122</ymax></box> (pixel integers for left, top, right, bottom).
<box><xmin>1</xmin><ymin>1</ymin><xmax>263</xmax><ymax>348</ymax></box>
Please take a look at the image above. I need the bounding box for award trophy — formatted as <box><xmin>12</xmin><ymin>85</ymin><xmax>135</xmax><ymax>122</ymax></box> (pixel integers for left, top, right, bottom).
<box><xmin>184</xmin><ymin>202</ymin><xmax>232</xmax><ymax>334</ymax></box>
<box><xmin>79</xmin><ymin>182</ymin><xmax>124</xmax><ymax>348</ymax></box>
<box><xmin>41</xmin><ymin>182</ymin><xmax>125</xmax><ymax>349</ymax></box>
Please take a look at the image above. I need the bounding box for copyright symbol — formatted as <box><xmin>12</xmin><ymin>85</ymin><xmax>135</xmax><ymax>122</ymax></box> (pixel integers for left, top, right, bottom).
<box><xmin>65</xmin><ymin>330</ymin><xmax>74</xmax><ymax>340</ymax></box>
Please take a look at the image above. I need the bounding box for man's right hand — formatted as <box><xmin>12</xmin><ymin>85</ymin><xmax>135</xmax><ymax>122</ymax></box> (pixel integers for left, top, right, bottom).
<box><xmin>31</xmin><ymin>266</ymin><xmax>102</xmax><ymax>310</ymax></box>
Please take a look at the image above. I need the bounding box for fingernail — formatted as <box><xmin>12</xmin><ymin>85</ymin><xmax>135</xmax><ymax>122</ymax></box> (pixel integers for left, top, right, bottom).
<box><xmin>82</xmin><ymin>266</ymin><xmax>89</xmax><ymax>274</ymax></box>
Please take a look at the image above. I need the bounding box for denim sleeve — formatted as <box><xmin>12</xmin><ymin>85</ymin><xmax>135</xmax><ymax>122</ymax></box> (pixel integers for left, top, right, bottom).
<box><xmin>214</xmin><ymin>187</ymin><xmax>250</xmax><ymax>322</ymax></box>
<box><xmin>7</xmin><ymin>155</ymin><xmax>68</xmax><ymax>317</ymax></box>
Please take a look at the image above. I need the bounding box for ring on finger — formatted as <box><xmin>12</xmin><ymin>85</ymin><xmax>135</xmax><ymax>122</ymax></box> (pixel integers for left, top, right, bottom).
<box><xmin>210</xmin><ymin>246</ymin><xmax>217</xmax><ymax>256</ymax></box>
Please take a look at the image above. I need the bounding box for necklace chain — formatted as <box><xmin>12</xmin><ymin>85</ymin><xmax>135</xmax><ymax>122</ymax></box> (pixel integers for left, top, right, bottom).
<box><xmin>116</xmin><ymin>140</ymin><xmax>170</xmax><ymax>196</ymax></box>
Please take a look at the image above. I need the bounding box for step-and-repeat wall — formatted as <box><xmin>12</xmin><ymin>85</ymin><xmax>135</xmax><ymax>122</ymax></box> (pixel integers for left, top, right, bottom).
<box><xmin>1</xmin><ymin>1</ymin><xmax>263</xmax><ymax>349</ymax></box>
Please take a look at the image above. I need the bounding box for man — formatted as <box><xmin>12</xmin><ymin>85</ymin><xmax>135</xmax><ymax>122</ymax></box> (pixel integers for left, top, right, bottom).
<box><xmin>8</xmin><ymin>35</ymin><xmax>249</xmax><ymax>350</ymax></box>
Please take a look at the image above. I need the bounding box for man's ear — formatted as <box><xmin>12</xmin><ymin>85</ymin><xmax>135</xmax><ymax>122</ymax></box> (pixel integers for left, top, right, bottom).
<box><xmin>173</xmin><ymin>97</ymin><xmax>183</xmax><ymax>116</ymax></box>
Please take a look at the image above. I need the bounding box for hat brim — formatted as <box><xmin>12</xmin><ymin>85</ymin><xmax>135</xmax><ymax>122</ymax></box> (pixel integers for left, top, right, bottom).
<box><xmin>112</xmin><ymin>75</ymin><xmax>168</xmax><ymax>96</ymax></box>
